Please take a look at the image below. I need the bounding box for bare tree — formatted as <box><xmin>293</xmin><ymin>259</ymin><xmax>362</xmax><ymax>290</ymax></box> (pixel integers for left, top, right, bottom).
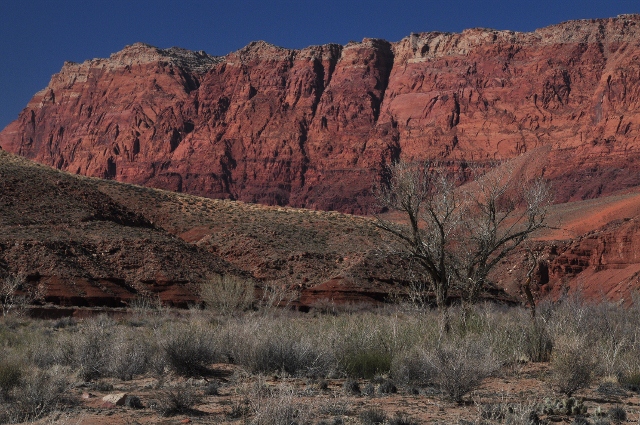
<box><xmin>0</xmin><ymin>275</ymin><xmax>22</xmax><ymax>316</ymax></box>
<box><xmin>375</xmin><ymin>161</ymin><xmax>461</xmax><ymax>311</ymax></box>
<box><xmin>375</xmin><ymin>161</ymin><xmax>550</xmax><ymax>311</ymax></box>
<box><xmin>456</xmin><ymin>169</ymin><xmax>551</xmax><ymax>303</ymax></box>
<box><xmin>0</xmin><ymin>275</ymin><xmax>46</xmax><ymax>316</ymax></box>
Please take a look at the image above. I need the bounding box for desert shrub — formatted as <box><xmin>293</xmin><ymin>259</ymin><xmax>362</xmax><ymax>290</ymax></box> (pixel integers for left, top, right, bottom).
<box><xmin>618</xmin><ymin>345</ymin><xmax>640</xmax><ymax>392</ymax></box>
<box><xmin>71</xmin><ymin>318</ymin><xmax>113</xmax><ymax>380</ymax></box>
<box><xmin>246</xmin><ymin>383</ymin><xmax>312</xmax><ymax>425</ymax></box>
<box><xmin>0</xmin><ymin>359</ymin><xmax>22</xmax><ymax>397</ymax></box>
<box><xmin>390</xmin><ymin>348</ymin><xmax>435</xmax><ymax>386</ymax></box>
<box><xmin>157</xmin><ymin>323</ymin><xmax>217</xmax><ymax>376</ymax></box>
<box><xmin>619</xmin><ymin>370</ymin><xmax>640</xmax><ymax>392</ymax></box>
<box><xmin>570</xmin><ymin>416</ymin><xmax>590</xmax><ymax>425</ymax></box>
<box><xmin>51</xmin><ymin>317</ymin><xmax>76</xmax><ymax>329</ymax></box>
<box><xmin>243</xmin><ymin>337</ymin><xmax>330</xmax><ymax>377</ymax></box>
<box><xmin>343</xmin><ymin>378</ymin><xmax>360</xmax><ymax>395</ymax></box>
<box><xmin>377</xmin><ymin>379</ymin><xmax>397</xmax><ymax>394</ymax></box>
<box><xmin>522</xmin><ymin>319</ymin><xmax>554</xmax><ymax>362</ymax></box>
<box><xmin>124</xmin><ymin>395</ymin><xmax>143</xmax><ymax>409</ymax></box>
<box><xmin>548</xmin><ymin>336</ymin><xmax>597</xmax><ymax>396</ymax></box>
<box><xmin>152</xmin><ymin>384</ymin><xmax>202</xmax><ymax>416</ymax></box>
<box><xmin>359</xmin><ymin>407</ymin><xmax>386</xmax><ymax>425</ymax></box>
<box><xmin>107</xmin><ymin>330</ymin><xmax>152</xmax><ymax>380</ymax></box>
<box><xmin>5</xmin><ymin>366</ymin><xmax>71</xmax><ymax>422</ymax></box>
<box><xmin>328</xmin><ymin>312</ymin><xmax>414</xmax><ymax>379</ymax></box>
<box><xmin>316</xmin><ymin>378</ymin><xmax>329</xmax><ymax>391</ymax></box>
<box><xmin>203</xmin><ymin>380</ymin><xmax>220</xmax><ymax>396</ymax></box>
<box><xmin>342</xmin><ymin>349</ymin><xmax>392</xmax><ymax>379</ymax></box>
<box><xmin>250</xmin><ymin>394</ymin><xmax>307</xmax><ymax>425</ymax></box>
<box><xmin>200</xmin><ymin>274</ymin><xmax>254</xmax><ymax>315</ymax></box>
<box><xmin>387</xmin><ymin>413</ymin><xmax>419</xmax><ymax>425</ymax></box>
<box><xmin>428</xmin><ymin>336</ymin><xmax>499</xmax><ymax>403</ymax></box>
<box><xmin>361</xmin><ymin>382</ymin><xmax>375</xmax><ymax>396</ymax></box>
<box><xmin>226</xmin><ymin>318</ymin><xmax>335</xmax><ymax>377</ymax></box>
<box><xmin>607</xmin><ymin>406</ymin><xmax>627</xmax><ymax>423</ymax></box>
<box><xmin>596</xmin><ymin>381</ymin><xmax>628</xmax><ymax>398</ymax></box>
<box><xmin>319</xmin><ymin>399</ymin><xmax>350</xmax><ymax>416</ymax></box>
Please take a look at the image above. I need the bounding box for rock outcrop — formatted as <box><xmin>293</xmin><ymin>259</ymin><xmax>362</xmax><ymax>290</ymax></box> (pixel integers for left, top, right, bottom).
<box><xmin>3</xmin><ymin>16</ymin><xmax>640</xmax><ymax>213</ymax></box>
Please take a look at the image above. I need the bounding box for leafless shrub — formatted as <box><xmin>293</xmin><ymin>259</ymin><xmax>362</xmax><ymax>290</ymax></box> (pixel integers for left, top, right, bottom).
<box><xmin>0</xmin><ymin>358</ymin><xmax>22</xmax><ymax>398</ymax></box>
<box><xmin>200</xmin><ymin>274</ymin><xmax>254</xmax><ymax>315</ymax></box>
<box><xmin>387</xmin><ymin>413</ymin><xmax>420</xmax><ymax>425</ymax></box>
<box><xmin>608</xmin><ymin>406</ymin><xmax>627</xmax><ymax>423</ymax></box>
<box><xmin>247</xmin><ymin>383</ymin><xmax>312</xmax><ymax>425</ymax></box>
<box><xmin>522</xmin><ymin>318</ymin><xmax>554</xmax><ymax>362</ymax></box>
<box><xmin>429</xmin><ymin>337</ymin><xmax>500</xmax><ymax>403</ymax></box>
<box><xmin>548</xmin><ymin>335</ymin><xmax>597</xmax><ymax>396</ymax></box>
<box><xmin>3</xmin><ymin>366</ymin><xmax>71</xmax><ymax>423</ymax></box>
<box><xmin>319</xmin><ymin>399</ymin><xmax>351</xmax><ymax>417</ymax></box>
<box><xmin>226</xmin><ymin>318</ymin><xmax>335</xmax><ymax>377</ymax></box>
<box><xmin>359</xmin><ymin>407</ymin><xmax>387</xmax><ymax>425</ymax></box>
<box><xmin>129</xmin><ymin>292</ymin><xmax>162</xmax><ymax>312</ymax></box>
<box><xmin>106</xmin><ymin>330</ymin><xmax>152</xmax><ymax>380</ymax></box>
<box><xmin>152</xmin><ymin>383</ymin><xmax>202</xmax><ymax>416</ymax></box>
<box><xmin>157</xmin><ymin>322</ymin><xmax>217</xmax><ymax>376</ymax></box>
<box><xmin>0</xmin><ymin>275</ymin><xmax>45</xmax><ymax>317</ymax></box>
<box><xmin>71</xmin><ymin>317</ymin><xmax>114</xmax><ymax>380</ymax></box>
<box><xmin>391</xmin><ymin>348</ymin><xmax>436</xmax><ymax>386</ymax></box>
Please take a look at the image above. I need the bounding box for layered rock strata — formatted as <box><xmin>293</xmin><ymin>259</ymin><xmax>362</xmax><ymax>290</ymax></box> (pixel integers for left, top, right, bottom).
<box><xmin>3</xmin><ymin>16</ymin><xmax>640</xmax><ymax>213</ymax></box>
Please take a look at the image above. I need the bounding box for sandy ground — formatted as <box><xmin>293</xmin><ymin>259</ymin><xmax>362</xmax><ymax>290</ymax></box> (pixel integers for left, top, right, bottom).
<box><xmin>28</xmin><ymin>363</ymin><xmax>640</xmax><ymax>425</ymax></box>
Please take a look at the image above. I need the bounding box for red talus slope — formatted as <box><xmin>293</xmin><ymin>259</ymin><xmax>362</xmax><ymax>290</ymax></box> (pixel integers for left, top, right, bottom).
<box><xmin>2</xmin><ymin>16</ymin><xmax>640</xmax><ymax>213</ymax></box>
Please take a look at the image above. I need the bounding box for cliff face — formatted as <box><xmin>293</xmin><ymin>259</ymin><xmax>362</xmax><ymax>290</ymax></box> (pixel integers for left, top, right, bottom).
<box><xmin>2</xmin><ymin>16</ymin><xmax>640</xmax><ymax>213</ymax></box>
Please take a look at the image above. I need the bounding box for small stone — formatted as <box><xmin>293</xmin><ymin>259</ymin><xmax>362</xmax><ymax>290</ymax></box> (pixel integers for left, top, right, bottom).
<box><xmin>180</xmin><ymin>419</ymin><xmax>191</xmax><ymax>424</ymax></box>
<box><xmin>101</xmin><ymin>392</ymin><xmax>127</xmax><ymax>406</ymax></box>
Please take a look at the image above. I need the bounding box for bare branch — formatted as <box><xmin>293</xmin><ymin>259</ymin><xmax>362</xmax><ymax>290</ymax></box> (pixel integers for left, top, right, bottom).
<box><xmin>375</xmin><ymin>160</ymin><xmax>551</xmax><ymax>307</ymax></box>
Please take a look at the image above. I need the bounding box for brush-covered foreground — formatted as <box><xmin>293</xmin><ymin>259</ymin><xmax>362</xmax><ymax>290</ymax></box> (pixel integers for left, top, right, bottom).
<box><xmin>1</xmin><ymin>300</ymin><xmax>640</xmax><ymax>424</ymax></box>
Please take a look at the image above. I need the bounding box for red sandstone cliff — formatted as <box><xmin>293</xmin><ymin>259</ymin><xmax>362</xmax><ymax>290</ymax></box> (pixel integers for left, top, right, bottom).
<box><xmin>3</xmin><ymin>15</ymin><xmax>640</xmax><ymax>213</ymax></box>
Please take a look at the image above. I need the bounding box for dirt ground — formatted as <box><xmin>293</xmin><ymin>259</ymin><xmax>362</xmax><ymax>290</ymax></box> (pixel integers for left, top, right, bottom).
<box><xmin>29</xmin><ymin>362</ymin><xmax>640</xmax><ymax>425</ymax></box>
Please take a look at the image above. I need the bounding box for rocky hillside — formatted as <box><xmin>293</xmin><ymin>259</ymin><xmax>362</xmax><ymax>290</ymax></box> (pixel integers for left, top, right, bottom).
<box><xmin>3</xmin><ymin>15</ymin><xmax>640</xmax><ymax>213</ymax></box>
<box><xmin>0</xmin><ymin>150</ymin><xmax>428</xmax><ymax>312</ymax></box>
<box><xmin>3</xmin><ymin>148</ymin><xmax>640</xmax><ymax>310</ymax></box>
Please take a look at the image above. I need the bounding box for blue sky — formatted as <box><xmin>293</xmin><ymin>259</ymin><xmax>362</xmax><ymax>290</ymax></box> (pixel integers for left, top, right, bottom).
<box><xmin>1</xmin><ymin>1</ymin><xmax>639</xmax><ymax>129</ymax></box>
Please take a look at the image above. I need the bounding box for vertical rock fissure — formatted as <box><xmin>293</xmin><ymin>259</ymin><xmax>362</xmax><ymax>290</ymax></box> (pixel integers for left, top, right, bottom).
<box><xmin>373</xmin><ymin>41</ymin><xmax>395</xmax><ymax>124</ymax></box>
